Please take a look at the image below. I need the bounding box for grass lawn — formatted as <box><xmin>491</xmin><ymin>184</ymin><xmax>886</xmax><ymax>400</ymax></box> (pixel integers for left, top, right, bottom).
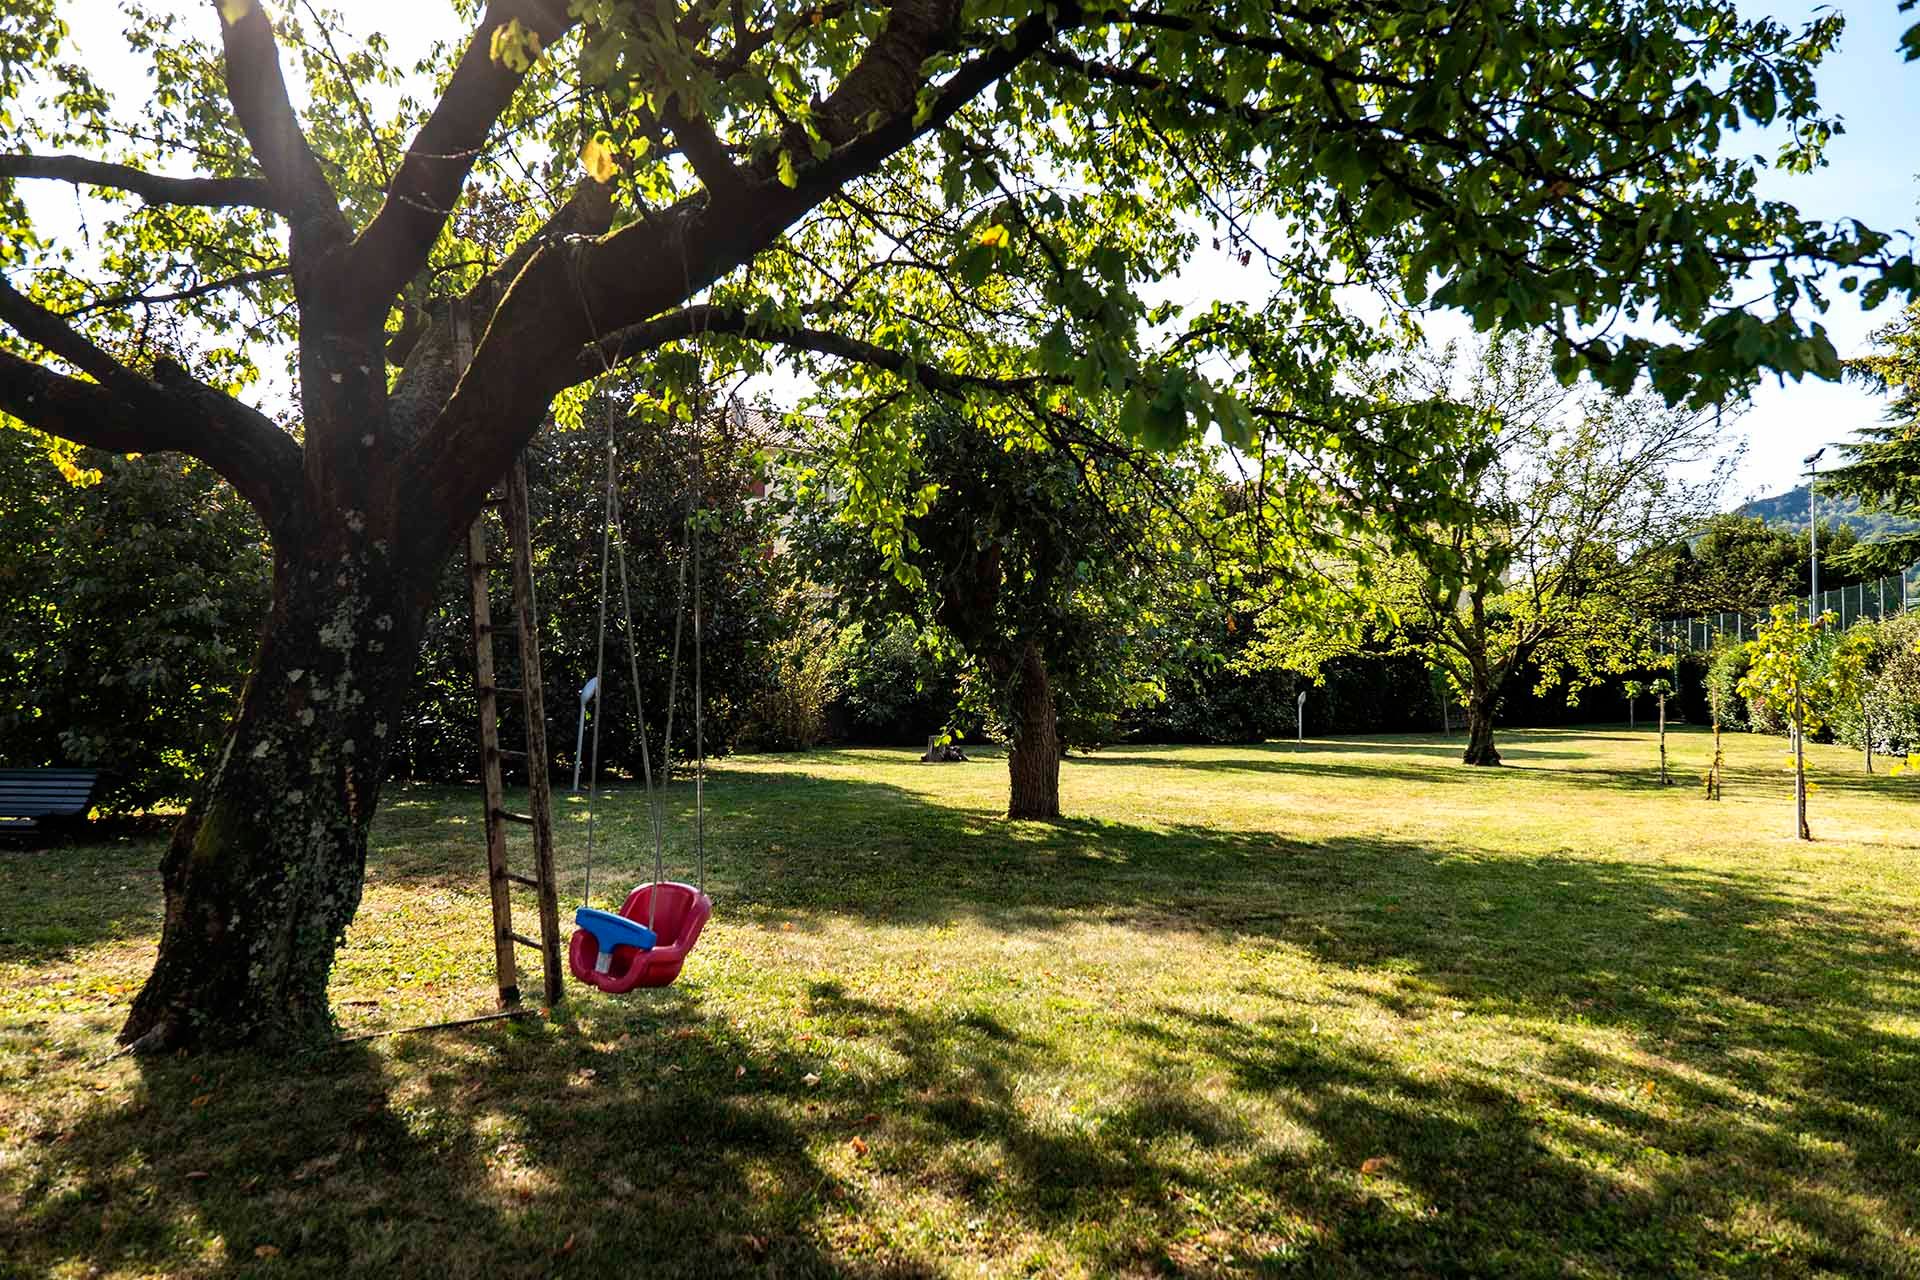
<box><xmin>4</xmin><ymin>726</ymin><xmax>1919</xmax><ymax>1278</ymax></box>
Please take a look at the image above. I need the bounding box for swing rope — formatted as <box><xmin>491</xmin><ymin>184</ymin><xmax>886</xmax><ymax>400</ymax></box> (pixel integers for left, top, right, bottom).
<box><xmin>568</xmin><ymin>227</ymin><xmax>712</xmax><ymax>924</ymax></box>
<box><xmin>580</xmin><ymin>406</ymin><xmax>616</xmax><ymax>909</ymax></box>
<box><xmin>571</xmin><ymin>251</ymin><xmax>669</xmax><ymax>918</ymax></box>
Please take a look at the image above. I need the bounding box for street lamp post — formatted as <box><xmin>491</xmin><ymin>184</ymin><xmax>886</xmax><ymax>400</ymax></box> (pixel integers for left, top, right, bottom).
<box><xmin>1804</xmin><ymin>448</ymin><xmax>1825</xmax><ymax>618</ymax></box>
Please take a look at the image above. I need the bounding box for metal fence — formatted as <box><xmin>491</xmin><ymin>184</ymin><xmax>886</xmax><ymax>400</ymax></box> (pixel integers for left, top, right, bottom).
<box><xmin>1656</xmin><ymin>568</ymin><xmax>1916</xmax><ymax>653</ymax></box>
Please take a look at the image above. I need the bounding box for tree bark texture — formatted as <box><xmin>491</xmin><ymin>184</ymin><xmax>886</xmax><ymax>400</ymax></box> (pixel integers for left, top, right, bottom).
<box><xmin>121</xmin><ymin>521</ymin><xmax>435</xmax><ymax>1050</ymax></box>
<box><xmin>1005</xmin><ymin>640</ymin><xmax>1061</xmax><ymax>820</ymax></box>
<box><xmin>1462</xmin><ymin>686</ymin><xmax>1501</xmax><ymax>767</ymax></box>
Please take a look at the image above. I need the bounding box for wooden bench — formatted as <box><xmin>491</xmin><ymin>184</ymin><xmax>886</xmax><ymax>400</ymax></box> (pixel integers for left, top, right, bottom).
<box><xmin>0</xmin><ymin>768</ymin><xmax>103</xmax><ymax>830</ymax></box>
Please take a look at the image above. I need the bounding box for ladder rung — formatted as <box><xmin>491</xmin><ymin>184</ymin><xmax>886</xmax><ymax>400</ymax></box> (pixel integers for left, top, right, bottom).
<box><xmin>496</xmin><ymin>809</ymin><xmax>536</xmax><ymax>826</ymax></box>
<box><xmin>502</xmin><ymin>870</ymin><xmax>540</xmax><ymax>889</ymax></box>
<box><xmin>492</xmin><ymin>747</ymin><xmax>527</xmax><ymax>762</ymax></box>
<box><xmin>506</xmin><ymin>930</ymin><xmax>543</xmax><ymax>949</ymax></box>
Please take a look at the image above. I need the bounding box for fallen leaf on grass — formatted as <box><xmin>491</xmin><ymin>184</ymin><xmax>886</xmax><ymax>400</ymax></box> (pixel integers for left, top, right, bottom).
<box><xmin>802</xmin><ymin>1072</ymin><xmax>821</xmax><ymax>1087</ymax></box>
<box><xmin>254</xmin><ymin>1244</ymin><xmax>280</xmax><ymax>1259</ymax></box>
<box><xmin>1360</xmin><ymin>1156</ymin><xmax>1393</xmax><ymax>1176</ymax></box>
<box><xmin>184</xmin><ymin>1170</ymin><xmax>210</xmax><ymax>1181</ymax></box>
<box><xmin>189</xmin><ymin>1093</ymin><xmax>213</xmax><ymax>1108</ymax></box>
<box><xmin>559</xmin><ymin>1233</ymin><xmax>576</xmax><ymax>1255</ymax></box>
<box><xmin>735</xmin><ymin>1065</ymin><xmax>747</xmax><ymax>1078</ymax></box>
<box><xmin>848</xmin><ymin>1136</ymin><xmax>868</xmax><ymax>1157</ymax></box>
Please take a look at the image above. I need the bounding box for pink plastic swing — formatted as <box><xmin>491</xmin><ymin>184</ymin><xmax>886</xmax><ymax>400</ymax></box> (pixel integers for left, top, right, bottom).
<box><xmin>568</xmin><ymin>881</ymin><xmax>712</xmax><ymax>993</ymax></box>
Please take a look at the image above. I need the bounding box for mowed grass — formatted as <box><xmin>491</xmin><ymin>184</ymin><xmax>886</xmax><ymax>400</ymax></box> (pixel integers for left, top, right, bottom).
<box><xmin>4</xmin><ymin>726</ymin><xmax>1920</xmax><ymax>1278</ymax></box>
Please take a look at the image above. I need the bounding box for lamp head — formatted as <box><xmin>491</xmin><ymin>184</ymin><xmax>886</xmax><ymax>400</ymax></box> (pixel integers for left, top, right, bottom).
<box><xmin>1804</xmin><ymin>448</ymin><xmax>1826</xmax><ymax>468</ymax></box>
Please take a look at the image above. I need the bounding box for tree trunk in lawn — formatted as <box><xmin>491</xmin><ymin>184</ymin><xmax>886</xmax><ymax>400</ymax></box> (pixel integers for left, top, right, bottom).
<box><xmin>1005</xmin><ymin>640</ymin><xmax>1061</xmax><ymax>820</ymax></box>
<box><xmin>1658</xmin><ymin>694</ymin><xmax>1669</xmax><ymax>784</ymax></box>
<box><xmin>1864</xmin><ymin>697</ymin><xmax>1874</xmax><ymax>775</ymax></box>
<box><xmin>1793</xmin><ymin>717</ymin><xmax>1811</xmax><ymax>841</ymax></box>
<box><xmin>120</xmin><ymin>512</ymin><xmax>436</xmax><ymax>1052</ymax></box>
<box><xmin>1462</xmin><ymin>685</ymin><xmax>1501</xmax><ymax>767</ymax></box>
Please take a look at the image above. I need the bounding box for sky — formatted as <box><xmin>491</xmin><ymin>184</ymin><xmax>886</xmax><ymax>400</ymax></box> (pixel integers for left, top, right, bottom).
<box><xmin>32</xmin><ymin>0</ymin><xmax>1920</xmax><ymax>505</ymax></box>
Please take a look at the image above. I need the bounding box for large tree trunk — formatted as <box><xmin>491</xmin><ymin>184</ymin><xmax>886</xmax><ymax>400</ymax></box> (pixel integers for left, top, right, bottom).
<box><xmin>120</xmin><ymin>488</ymin><xmax>436</xmax><ymax>1052</ymax></box>
<box><xmin>1005</xmin><ymin>640</ymin><xmax>1061</xmax><ymax>821</ymax></box>
<box><xmin>1462</xmin><ymin>684</ymin><xmax>1501</xmax><ymax>767</ymax></box>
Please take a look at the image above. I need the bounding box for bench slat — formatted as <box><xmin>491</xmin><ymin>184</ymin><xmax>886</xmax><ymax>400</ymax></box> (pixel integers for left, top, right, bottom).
<box><xmin>0</xmin><ymin>768</ymin><xmax>103</xmax><ymax>820</ymax></box>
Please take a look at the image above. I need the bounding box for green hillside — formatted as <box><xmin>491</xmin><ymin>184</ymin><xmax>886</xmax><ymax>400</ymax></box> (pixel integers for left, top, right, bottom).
<box><xmin>1738</xmin><ymin>484</ymin><xmax>1920</xmax><ymax>543</ymax></box>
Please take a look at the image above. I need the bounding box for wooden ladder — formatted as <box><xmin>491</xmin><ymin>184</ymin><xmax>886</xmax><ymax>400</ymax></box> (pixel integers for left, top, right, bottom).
<box><xmin>466</xmin><ymin>458</ymin><xmax>565</xmax><ymax>1010</ymax></box>
<box><xmin>449</xmin><ymin>298</ymin><xmax>562</xmax><ymax>1010</ymax></box>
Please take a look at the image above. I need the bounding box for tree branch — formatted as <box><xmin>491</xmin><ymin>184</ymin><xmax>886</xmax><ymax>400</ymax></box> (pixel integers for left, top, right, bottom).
<box><xmin>0</xmin><ymin>153</ymin><xmax>281</xmax><ymax>211</ymax></box>
<box><xmin>0</xmin><ymin>275</ymin><xmax>302</xmax><ymax>526</ymax></box>
<box><xmin>63</xmin><ymin>266</ymin><xmax>289</xmax><ymax>320</ymax></box>
<box><xmin>403</xmin><ymin>0</ymin><xmax>1078</xmax><ymax>552</ymax></box>
<box><xmin>214</xmin><ymin>0</ymin><xmax>350</xmax><ymax>261</ymax></box>
<box><xmin>349</xmin><ymin>0</ymin><xmax>576</xmax><ymax>314</ymax></box>
<box><xmin>590</xmin><ymin>303</ymin><xmax>1066</xmax><ymax>397</ymax></box>
<box><xmin>0</xmin><ymin>347</ymin><xmax>301</xmax><ymax>529</ymax></box>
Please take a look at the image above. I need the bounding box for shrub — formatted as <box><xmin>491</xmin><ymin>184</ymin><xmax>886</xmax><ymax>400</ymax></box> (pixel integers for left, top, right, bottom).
<box><xmin>829</xmin><ymin>619</ymin><xmax>964</xmax><ymax>745</ymax></box>
<box><xmin>737</xmin><ymin>587</ymin><xmax>837</xmax><ymax>751</ymax></box>
<box><xmin>0</xmin><ymin>433</ymin><xmax>270</xmax><ymax>810</ymax></box>
<box><xmin>1704</xmin><ymin>640</ymin><xmax>1752</xmax><ymax>730</ymax></box>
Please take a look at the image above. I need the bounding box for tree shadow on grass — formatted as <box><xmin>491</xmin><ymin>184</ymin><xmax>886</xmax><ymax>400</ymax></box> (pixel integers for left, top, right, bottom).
<box><xmin>5</xmin><ymin>997</ymin><xmax>955</xmax><ymax>1280</ymax></box>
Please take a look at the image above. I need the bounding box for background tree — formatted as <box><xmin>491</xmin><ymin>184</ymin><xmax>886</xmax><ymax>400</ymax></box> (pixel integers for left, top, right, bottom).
<box><xmin>787</xmin><ymin>406</ymin><xmax>1208</xmax><ymax>819</ymax></box>
<box><xmin>1829</xmin><ymin>300</ymin><xmax>1920</xmax><ymax>576</ymax></box>
<box><xmin>1361</xmin><ymin>336</ymin><xmax>1732</xmax><ymax>765</ymax></box>
<box><xmin>399</xmin><ymin>391</ymin><xmax>791</xmax><ymax>783</ymax></box>
<box><xmin>0</xmin><ymin>0</ymin><xmax>1911</xmax><ymax>1050</ymax></box>
<box><xmin>0</xmin><ymin>431</ymin><xmax>270</xmax><ymax>811</ymax></box>
<box><xmin>1738</xmin><ymin>606</ymin><xmax>1831</xmax><ymax>840</ymax></box>
<box><xmin>1667</xmin><ymin>513</ymin><xmax>1862</xmax><ymax>615</ymax></box>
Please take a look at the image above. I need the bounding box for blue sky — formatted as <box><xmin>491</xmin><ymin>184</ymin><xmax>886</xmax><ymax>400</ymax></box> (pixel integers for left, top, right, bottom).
<box><xmin>1720</xmin><ymin>0</ymin><xmax>1919</xmax><ymax>500</ymax></box>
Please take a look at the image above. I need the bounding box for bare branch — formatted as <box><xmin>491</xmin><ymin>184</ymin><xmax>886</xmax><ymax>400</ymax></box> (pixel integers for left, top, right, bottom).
<box><xmin>349</xmin><ymin>0</ymin><xmax>576</xmax><ymax>314</ymax></box>
<box><xmin>63</xmin><ymin>266</ymin><xmax>289</xmax><ymax>320</ymax></box>
<box><xmin>0</xmin><ymin>153</ymin><xmax>281</xmax><ymax>211</ymax></box>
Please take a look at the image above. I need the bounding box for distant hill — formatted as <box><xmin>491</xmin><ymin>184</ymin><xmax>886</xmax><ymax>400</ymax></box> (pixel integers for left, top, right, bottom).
<box><xmin>1737</xmin><ymin>485</ymin><xmax>1920</xmax><ymax>543</ymax></box>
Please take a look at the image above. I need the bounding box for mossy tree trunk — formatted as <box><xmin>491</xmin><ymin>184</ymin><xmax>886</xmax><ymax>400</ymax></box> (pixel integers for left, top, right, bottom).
<box><xmin>120</xmin><ymin>502</ymin><xmax>436</xmax><ymax>1052</ymax></box>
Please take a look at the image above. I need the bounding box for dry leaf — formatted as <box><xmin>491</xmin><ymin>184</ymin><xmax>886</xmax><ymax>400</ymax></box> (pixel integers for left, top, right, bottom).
<box><xmin>735</xmin><ymin>1065</ymin><xmax>747</xmax><ymax>1078</ymax></box>
<box><xmin>185</xmin><ymin>1170</ymin><xmax>210</xmax><ymax>1181</ymax></box>
<box><xmin>189</xmin><ymin>1093</ymin><xmax>213</xmax><ymax>1108</ymax></box>
<box><xmin>802</xmin><ymin>1072</ymin><xmax>821</xmax><ymax>1087</ymax></box>
<box><xmin>560</xmin><ymin>1234</ymin><xmax>576</xmax><ymax>1255</ymax></box>
<box><xmin>672</xmin><ymin>1027</ymin><xmax>696</xmax><ymax>1040</ymax></box>
<box><xmin>254</xmin><ymin>1244</ymin><xmax>280</xmax><ymax>1259</ymax></box>
<box><xmin>580</xmin><ymin>134</ymin><xmax>619</xmax><ymax>183</ymax></box>
<box><xmin>1359</xmin><ymin>1156</ymin><xmax>1392</xmax><ymax>1176</ymax></box>
<box><xmin>849</xmin><ymin>1136</ymin><xmax>869</xmax><ymax>1157</ymax></box>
